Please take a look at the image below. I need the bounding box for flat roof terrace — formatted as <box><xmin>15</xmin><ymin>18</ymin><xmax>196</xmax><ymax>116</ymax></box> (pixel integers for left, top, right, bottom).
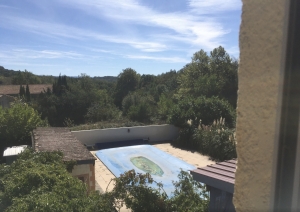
<box><xmin>91</xmin><ymin>143</ymin><xmax>212</xmax><ymax>193</ymax></box>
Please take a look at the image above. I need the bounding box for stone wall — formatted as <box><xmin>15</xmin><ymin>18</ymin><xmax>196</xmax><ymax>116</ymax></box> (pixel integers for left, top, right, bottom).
<box><xmin>71</xmin><ymin>164</ymin><xmax>95</xmax><ymax>191</ymax></box>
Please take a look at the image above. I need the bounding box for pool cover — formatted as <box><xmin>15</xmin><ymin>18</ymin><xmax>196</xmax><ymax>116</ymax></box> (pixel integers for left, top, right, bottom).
<box><xmin>95</xmin><ymin>145</ymin><xmax>195</xmax><ymax>196</ymax></box>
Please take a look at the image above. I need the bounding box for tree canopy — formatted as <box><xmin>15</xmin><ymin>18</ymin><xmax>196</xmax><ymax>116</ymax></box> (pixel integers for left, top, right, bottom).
<box><xmin>0</xmin><ymin>102</ymin><xmax>46</xmax><ymax>162</ymax></box>
<box><xmin>114</xmin><ymin>68</ymin><xmax>140</xmax><ymax>107</ymax></box>
<box><xmin>0</xmin><ymin>149</ymin><xmax>114</xmax><ymax>212</ymax></box>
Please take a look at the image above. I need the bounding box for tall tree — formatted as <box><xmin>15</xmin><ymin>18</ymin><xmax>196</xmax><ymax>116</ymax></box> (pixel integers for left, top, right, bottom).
<box><xmin>25</xmin><ymin>84</ymin><xmax>30</xmax><ymax>102</ymax></box>
<box><xmin>114</xmin><ymin>68</ymin><xmax>140</xmax><ymax>107</ymax></box>
<box><xmin>19</xmin><ymin>85</ymin><xmax>25</xmax><ymax>97</ymax></box>
<box><xmin>177</xmin><ymin>46</ymin><xmax>238</xmax><ymax>107</ymax></box>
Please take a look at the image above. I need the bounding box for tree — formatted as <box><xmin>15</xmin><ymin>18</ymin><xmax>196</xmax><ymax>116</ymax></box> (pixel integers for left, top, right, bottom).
<box><xmin>52</xmin><ymin>74</ymin><xmax>69</xmax><ymax>96</ymax></box>
<box><xmin>85</xmin><ymin>90</ymin><xmax>120</xmax><ymax>123</ymax></box>
<box><xmin>157</xmin><ymin>94</ymin><xmax>174</xmax><ymax>120</ymax></box>
<box><xmin>0</xmin><ymin>150</ymin><xmax>209</xmax><ymax>212</ymax></box>
<box><xmin>19</xmin><ymin>85</ymin><xmax>25</xmax><ymax>97</ymax></box>
<box><xmin>25</xmin><ymin>84</ymin><xmax>31</xmax><ymax>102</ymax></box>
<box><xmin>109</xmin><ymin>169</ymin><xmax>209</xmax><ymax>212</ymax></box>
<box><xmin>0</xmin><ymin>149</ymin><xmax>114</xmax><ymax>212</ymax></box>
<box><xmin>114</xmin><ymin>68</ymin><xmax>140</xmax><ymax>107</ymax></box>
<box><xmin>122</xmin><ymin>92</ymin><xmax>154</xmax><ymax>122</ymax></box>
<box><xmin>0</xmin><ymin>102</ymin><xmax>47</xmax><ymax>161</ymax></box>
<box><xmin>177</xmin><ymin>46</ymin><xmax>238</xmax><ymax>108</ymax></box>
<box><xmin>168</xmin><ymin>96</ymin><xmax>235</xmax><ymax>128</ymax></box>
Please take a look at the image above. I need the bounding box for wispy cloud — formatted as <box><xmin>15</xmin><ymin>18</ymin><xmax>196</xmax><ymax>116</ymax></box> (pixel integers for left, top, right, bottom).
<box><xmin>55</xmin><ymin>0</ymin><xmax>229</xmax><ymax>50</ymax></box>
<box><xmin>125</xmin><ymin>55</ymin><xmax>189</xmax><ymax>63</ymax></box>
<box><xmin>0</xmin><ymin>4</ymin><xmax>18</xmax><ymax>9</ymax></box>
<box><xmin>0</xmin><ymin>15</ymin><xmax>167</xmax><ymax>52</ymax></box>
<box><xmin>0</xmin><ymin>48</ymin><xmax>83</xmax><ymax>60</ymax></box>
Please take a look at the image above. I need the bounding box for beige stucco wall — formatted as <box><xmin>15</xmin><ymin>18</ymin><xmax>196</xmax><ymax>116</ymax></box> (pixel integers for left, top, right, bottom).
<box><xmin>72</xmin><ymin>164</ymin><xmax>95</xmax><ymax>191</ymax></box>
<box><xmin>234</xmin><ymin>0</ymin><xmax>288</xmax><ymax>211</ymax></box>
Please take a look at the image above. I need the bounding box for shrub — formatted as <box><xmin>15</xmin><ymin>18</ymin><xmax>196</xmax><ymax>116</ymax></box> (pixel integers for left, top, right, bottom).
<box><xmin>85</xmin><ymin>102</ymin><xmax>120</xmax><ymax>123</ymax></box>
<box><xmin>0</xmin><ymin>149</ymin><xmax>114</xmax><ymax>212</ymax></box>
<box><xmin>0</xmin><ymin>102</ymin><xmax>47</xmax><ymax>161</ymax></box>
<box><xmin>108</xmin><ymin>169</ymin><xmax>209</xmax><ymax>212</ymax></box>
<box><xmin>194</xmin><ymin>118</ymin><xmax>236</xmax><ymax>161</ymax></box>
<box><xmin>174</xmin><ymin>118</ymin><xmax>236</xmax><ymax>161</ymax></box>
<box><xmin>122</xmin><ymin>92</ymin><xmax>154</xmax><ymax>122</ymax></box>
<box><xmin>168</xmin><ymin>96</ymin><xmax>236</xmax><ymax>128</ymax></box>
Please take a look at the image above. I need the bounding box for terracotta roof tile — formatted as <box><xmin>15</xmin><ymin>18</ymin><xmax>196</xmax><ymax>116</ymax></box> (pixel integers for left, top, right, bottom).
<box><xmin>32</xmin><ymin>127</ymin><xmax>95</xmax><ymax>162</ymax></box>
<box><xmin>0</xmin><ymin>84</ymin><xmax>52</xmax><ymax>95</ymax></box>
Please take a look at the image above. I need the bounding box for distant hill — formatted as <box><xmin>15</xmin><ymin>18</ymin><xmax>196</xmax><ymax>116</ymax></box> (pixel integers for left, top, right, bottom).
<box><xmin>0</xmin><ymin>66</ymin><xmax>117</xmax><ymax>85</ymax></box>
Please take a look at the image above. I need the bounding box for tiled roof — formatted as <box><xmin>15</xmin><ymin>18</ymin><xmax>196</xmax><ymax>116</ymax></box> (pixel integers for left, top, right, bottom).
<box><xmin>0</xmin><ymin>84</ymin><xmax>52</xmax><ymax>95</ymax></box>
<box><xmin>190</xmin><ymin>159</ymin><xmax>236</xmax><ymax>194</ymax></box>
<box><xmin>32</xmin><ymin>127</ymin><xmax>95</xmax><ymax>162</ymax></box>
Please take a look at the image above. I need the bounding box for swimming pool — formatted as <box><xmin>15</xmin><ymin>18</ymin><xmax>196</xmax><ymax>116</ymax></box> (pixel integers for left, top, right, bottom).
<box><xmin>95</xmin><ymin>145</ymin><xmax>195</xmax><ymax>196</ymax></box>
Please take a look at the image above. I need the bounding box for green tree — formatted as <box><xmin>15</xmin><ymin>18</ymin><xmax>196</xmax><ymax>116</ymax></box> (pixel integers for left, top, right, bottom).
<box><xmin>0</xmin><ymin>102</ymin><xmax>46</xmax><ymax>161</ymax></box>
<box><xmin>122</xmin><ymin>92</ymin><xmax>154</xmax><ymax>122</ymax></box>
<box><xmin>19</xmin><ymin>85</ymin><xmax>25</xmax><ymax>97</ymax></box>
<box><xmin>114</xmin><ymin>68</ymin><xmax>140</xmax><ymax>107</ymax></box>
<box><xmin>0</xmin><ymin>149</ymin><xmax>114</xmax><ymax>212</ymax></box>
<box><xmin>157</xmin><ymin>93</ymin><xmax>174</xmax><ymax>120</ymax></box>
<box><xmin>109</xmin><ymin>169</ymin><xmax>209</xmax><ymax>212</ymax></box>
<box><xmin>177</xmin><ymin>46</ymin><xmax>238</xmax><ymax>108</ymax></box>
<box><xmin>168</xmin><ymin>96</ymin><xmax>235</xmax><ymax>128</ymax></box>
<box><xmin>85</xmin><ymin>90</ymin><xmax>120</xmax><ymax>122</ymax></box>
<box><xmin>36</xmin><ymin>74</ymin><xmax>107</xmax><ymax>126</ymax></box>
<box><xmin>25</xmin><ymin>84</ymin><xmax>31</xmax><ymax>102</ymax></box>
<box><xmin>11</xmin><ymin>70</ymin><xmax>41</xmax><ymax>85</ymax></box>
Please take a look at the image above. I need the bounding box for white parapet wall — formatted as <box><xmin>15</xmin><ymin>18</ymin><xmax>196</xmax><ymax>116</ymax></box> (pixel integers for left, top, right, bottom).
<box><xmin>71</xmin><ymin>124</ymin><xmax>179</xmax><ymax>146</ymax></box>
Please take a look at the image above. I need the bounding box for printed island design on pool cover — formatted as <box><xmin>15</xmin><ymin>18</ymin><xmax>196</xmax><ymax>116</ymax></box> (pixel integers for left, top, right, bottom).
<box><xmin>95</xmin><ymin>145</ymin><xmax>196</xmax><ymax>196</ymax></box>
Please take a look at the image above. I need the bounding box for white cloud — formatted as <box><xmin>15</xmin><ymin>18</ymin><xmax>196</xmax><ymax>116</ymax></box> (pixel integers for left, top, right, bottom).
<box><xmin>0</xmin><ymin>15</ymin><xmax>167</xmax><ymax>52</ymax></box>
<box><xmin>55</xmin><ymin>0</ymin><xmax>229</xmax><ymax>50</ymax></box>
<box><xmin>0</xmin><ymin>48</ymin><xmax>83</xmax><ymax>59</ymax></box>
<box><xmin>125</xmin><ymin>55</ymin><xmax>189</xmax><ymax>63</ymax></box>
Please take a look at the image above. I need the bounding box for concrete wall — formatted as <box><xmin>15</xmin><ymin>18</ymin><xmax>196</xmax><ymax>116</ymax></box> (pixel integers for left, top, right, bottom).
<box><xmin>71</xmin><ymin>124</ymin><xmax>179</xmax><ymax>146</ymax></box>
<box><xmin>233</xmin><ymin>0</ymin><xmax>288</xmax><ymax>211</ymax></box>
<box><xmin>72</xmin><ymin>164</ymin><xmax>95</xmax><ymax>191</ymax></box>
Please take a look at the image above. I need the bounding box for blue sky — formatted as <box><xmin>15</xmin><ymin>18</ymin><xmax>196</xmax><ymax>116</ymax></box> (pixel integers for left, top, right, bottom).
<box><xmin>0</xmin><ymin>0</ymin><xmax>241</xmax><ymax>77</ymax></box>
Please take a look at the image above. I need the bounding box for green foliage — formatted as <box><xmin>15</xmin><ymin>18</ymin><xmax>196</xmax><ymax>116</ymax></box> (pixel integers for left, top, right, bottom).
<box><xmin>139</xmin><ymin>74</ymin><xmax>155</xmax><ymax>88</ymax></box>
<box><xmin>109</xmin><ymin>170</ymin><xmax>168</xmax><ymax>211</ymax></box>
<box><xmin>11</xmin><ymin>70</ymin><xmax>41</xmax><ymax>85</ymax></box>
<box><xmin>0</xmin><ymin>150</ymin><xmax>209</xmax><ymax>212</ymax></box>
<box><xmin>52</xmin><ymin>74</ymin><xmax>69</xmax><ymax>96</ymax></box>
<box><xmin>85</xmin><ymin>90</ymin><xmax>120</xmax><ymax>122</ymax></box>
<box><xmin>178</xmin><ymin>46</ymin><xmax>238</xmax><ymax>108</ymax></box>
<box><xmin>168</xmin><ymin>96</ymin><xmax>235</xmax><ymax>128</ymax></box>
<box><xmin>170</xmin><ymin>170</ymin><xmax>209</xmax><ymax>212</ymax></box>
<box><xmin>108</xmin><ymin>169</ymin><xmax>209</xmax><ymax>212</ymax></box>
<box><xmin>25</xmin><ymin>84</ymin><xmax>31</xmax><ymax>102</ymax></box>
<box><xmin>122</xmin><ymin>92</ymin><xmax>154</xmax><ymax>122</ymax></box>
<box><xmin>196</xmin><ymin>122</ymin><xmax>236</xmax><ymax>161</ymax></box>
<box><xmin>114</xmin><ymin>68</ymin><xmax>140</xmax><ymax>107</ymax></box>
<box><xmin>174</xmin><ymin>118</ymin><xmax>237</xmax><ymax>161</ymax></box>
<box><xmin>127</xmin><ymin>102</ymin><xmax>151</xmax><ymax>122</ymax></box>
<box><xmin>36</xmin><ymin>74</ymin><xmax>113</xmax><ymax>126</ymax></box>
<box><xmin>0</xmin><ymin>149</ymin><xmax>115</xmax><ymax>212</ymax></box>
<box><xmin>157</xmin><ymin>94</ymin><xmax>174</xmax><ymax>120</ymax></box>
<box><xmin>0</xmin><ymin>103</ymin><xmax>47</xmax><ymax>161</ymax></box>
<box><xmin>19</xmin><ymin>85</ymin><xmax>26</xmax><ymax>97</ymax></box>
